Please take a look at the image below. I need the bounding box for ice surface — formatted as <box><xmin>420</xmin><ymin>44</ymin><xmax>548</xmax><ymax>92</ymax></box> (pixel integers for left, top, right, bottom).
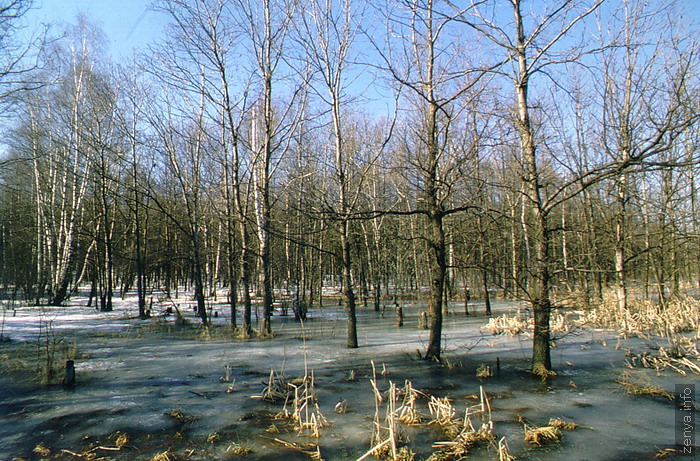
<box><xmin>0</xmin><ymin>294</ymin><xmax>696</xmax><ymax>460</ymax></box>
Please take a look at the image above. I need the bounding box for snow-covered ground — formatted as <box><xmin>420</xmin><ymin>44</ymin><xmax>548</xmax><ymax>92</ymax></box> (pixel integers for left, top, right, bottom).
<box><xmin>0</xmin><ymin>293</ymin><xmax>695</xmax><ymax>460</ymax></box>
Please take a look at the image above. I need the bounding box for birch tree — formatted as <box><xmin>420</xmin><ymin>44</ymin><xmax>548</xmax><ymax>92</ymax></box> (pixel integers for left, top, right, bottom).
<box><xmin>0</xmin><ymin>0</ymin><xmax>38</xmax><ymax>113</ymax></box>
<box><xmin>236</xmin><ymin>0</ymin><xmax>303</xmax><ymax>334</ymax></box>
<box><xmin>27</xmin><ymin>19</ymin><xmax>108</xmax><ymax>305</ymax></box>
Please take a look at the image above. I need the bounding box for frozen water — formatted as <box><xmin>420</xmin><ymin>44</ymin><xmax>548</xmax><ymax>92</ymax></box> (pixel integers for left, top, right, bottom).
<box><xmin>0</xmin><ymin>294</ymin><xmax>696</xmax><ymax>460</ymax></box>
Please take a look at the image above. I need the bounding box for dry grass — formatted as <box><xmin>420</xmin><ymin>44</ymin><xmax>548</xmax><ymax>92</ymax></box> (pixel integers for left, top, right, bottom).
<box><xmin>111</xmin><ymin>431</ymin><xmax>129</xmax><ymax>448</ymax></box>
<box><xmin>475</xmin><ymin>364</ymin><xmax>493</xmax><ymax>379</ymax></box>
<box><xmin>548</xmin><ymin>418</ymin><xmax>580</xmax><ymax>430</ymax></box>
<box><xmin>165</xmin><ymin>408</ymin><xmax>197</xmax><ymax>423</ymax></box>
<box><xmin>655</xmin><ymin>447</ymin><xmax>682</xmax><ymax>458</ymax></box>
<box><xmin>616</xmin><ymin>372</ymin><xmax>674</xmax><ymax>401</ymax></box>
<box><xmin>483</xmin><ymin>309</ymin><xmax>572</xmax><ymax>338</ymax></box>
<box><xmin>33</xmin><ymin>443</ymin><xmax>51</xmax><ymax>457</ymax></box>
<box><xmin>579</xmin><ymin>294</ymin><xmax>700</xmax><ymax>339</ymax></box>
<box><xmin>426</xmin><ymin>387</ymin><xmax>495</xmax><ymax>460</ymax></box>
<box><xmin>272</xmin><ymin>438</ymin><xmax>324</xmax><ymax>460</ymax></box>
<box><xmin>206</xmin><ymin>432</ymin><xmax>220</xmax><ymax>444</ymax></box>
<box><xmin>150</xmin><ymin>450</ymin><xmax>179</xmax><ymax>461</ymax></box>
<box><xmin>258</xmin><ymin>369</ymin><xmax>290</xmax><ymax>402</ymax></box>
<box><xmin>225</xmin><ymin>442</ymin><xmax>252</xmax><ymax>455</ymax></box>
<box><xmin>531</xmin><ymin>363</ymin><xmax>557</xmax><ymax>380</ymax></box>
<box><xmin>523</xmin><ymin>424</ymin><xmax>561</xmax><ymax>446</ymax></box>
<box><xmin>138</xmin><ymin>318</ymin><xmax>175</xmax><ymax>335</ymax></box>
<box><xmin>482</xmin><ymin>312</ymin><xmax>529</xmax><ymax>337</ymax></box>
<box><xmin>428</xmin><ymin>419</ymin><xmax>495</xmax><ymax>460</ymax></box>
<box><xmin>626</xmin><ymin>336</ymin><xmax>700</xmax><ymax>376</ymax></box>
<box><xmin>0</xmin><ymin>335</ymin><xmax>83</xmax><ymax>385</ymax></box>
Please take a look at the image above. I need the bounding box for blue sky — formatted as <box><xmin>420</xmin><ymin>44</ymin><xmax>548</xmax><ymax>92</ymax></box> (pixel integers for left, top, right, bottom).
<box><xmin>24</xmin><ymin>1</ymin><xmax>700</xmax><ymax>61</ymax></box>
<box><xmin>26</xmin><ymin>0</ymin><xmax>168</xmax><ymax>58</ymax></box>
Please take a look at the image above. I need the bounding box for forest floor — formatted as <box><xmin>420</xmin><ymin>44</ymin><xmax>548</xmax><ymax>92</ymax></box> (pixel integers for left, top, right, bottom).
<box><xmin>0</xmin><ymin>291</ymin><xmax>697</xmax><ymax>460</ymax></box>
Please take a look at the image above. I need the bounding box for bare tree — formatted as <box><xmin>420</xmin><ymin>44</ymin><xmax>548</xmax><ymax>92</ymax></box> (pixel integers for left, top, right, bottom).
<box><xmin>451</xmin><ymin>0</ymin><xmax>605</xmax><ymax>374</ymax></box>
<box><xmin>596</xmin><ymin>0</ymin><xmax>699</xmax><ymax>310</ymax></box>
<box><xmin>113</xmin><ymin>62</ymin><xmax>153</xmax><ymax>319</ymax></box>
<box><xmin>236</xmin><ymin>0</ymin><xmax>304</xmax><ymax>335</ymax></box>
<box><xmin>153</xmin><ymin>0</ymin><xmax>259</xmax><ymax>333</ymax></box>
<box><xmin>370</xmin><ymin>0</ymin><xmax>492</xmax><ymax>360</ymax></box>
<box><xmin>296</xmin><ymin>0</ymin><xmax>363</xmax><ymax>347</ymax></box>
<box><xmin>0</xmin><ymin>0</ymin><xmax>39</xmax><ymax>111</ymax></box>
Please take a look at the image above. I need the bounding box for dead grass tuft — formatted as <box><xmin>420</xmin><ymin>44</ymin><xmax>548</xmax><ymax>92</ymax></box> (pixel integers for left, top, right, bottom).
<box><xmin>482</xmin><ymin>312</ymin><xmax>529</xmax><ymax>337</ymax></box>
<box><xmin>475</xmin><ymin>364</ymin><xmax>493</xmax><ymax>379</ymax></box>
<box><xmin>33</xmin><ymin>442</ymin><xmax>51</xmax><ymax>457</ymax></box>
<box><xmin>483</xmin><ymin>309</ymin><xmax>572</xmax><ymax>339</ymax></box>
<box><xmin>258</xmin><ymin>369</ymin><xmax>290</xmax><ymax>402</ymax></box>
<box><xmin>428</xmin><ymin>418</ymin><xmax>495</xmax><ymax>460</ymax></box>
<box><xmin>616</xmin><ymin>372</ymin><xmax>674</xmax><ymax>401</ymax></box>
<box><xmin>428</xmin><ymin>396</ymin><xmax>457</xmax><ymax>429</ymax></box>
<box><xmin>111</xmin><ymin>431</ymin><xmax>129</xmax><ymax>448</ymax></box>
<box><xmin>206</xmin><ymin>432</ymin><xmax>220</xmax><ymax>444</ymax></box>
<box><xmin>225</xmin><ymin>442</ymin><xmax>252</xmax><ymax>455</ymax></box>
<box><xmin>427</xmin><ymin>387</ymin><xmax>495</xmax><ymax>460</ymax></box>
<box><xmin>165</xmin><ymin>408</ymin><xmax>197</xmax><ymax>423</ymax></box>
<box><xmin>150</xmin><ymin>449</ymin><xmax>179</xmax><ymax>461</ymax></box>
<box><xmin>626</xmin><ymin>336</ymin><xmax>700</xmax><ymax>375</ymax></box>
<box><xmin>523</xmin><ymin>424</ymin><xmax>561</xmax><ymax>445</ymax></box>
<box><xmin>548</xmin><ymin>417</ymin><xmax>580</xmax><ymax>430</ymax></box>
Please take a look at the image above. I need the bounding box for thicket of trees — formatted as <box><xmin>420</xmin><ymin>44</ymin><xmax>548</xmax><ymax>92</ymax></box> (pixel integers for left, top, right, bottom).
<box><xmin>0</xmin><ymin>0</ymin><xmax>699</xmax><ymax>374</ymax></box>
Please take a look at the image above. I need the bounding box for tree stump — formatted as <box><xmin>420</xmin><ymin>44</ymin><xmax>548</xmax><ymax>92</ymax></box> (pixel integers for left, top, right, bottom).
<box><xmin>396</xmin><ymin>305</ymin><xmax>404</xmax><ymax>327</ymax></box>
<box><xmin>418</xmin><ymin>311</ymin><xmax>428</xmax><ymax>330</ymax></box>
<box><xmin>63</xmin><ymin>360</ymin><xmax>75</xmax><ymax>389</ymax></box>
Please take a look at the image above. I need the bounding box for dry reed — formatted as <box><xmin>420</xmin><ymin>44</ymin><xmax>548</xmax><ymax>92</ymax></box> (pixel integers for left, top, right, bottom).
<box><xmin>397</xmin><ymin>380</ymin><xmax>424</xmax><ymax>425</ymax></box>
<box><xmin>626</xmin><ymin>336</ymin><xmax>700</xmax><ymax>375</ymax></box>
<box><xmin>616</xmin><ymin>372</ymin><xmax>674</xmax><ymax>400</ymax></box>
<box><xmin>427</xmin><ymin>387</ymin><xmax>495</xmax><ymax>460</ymax></box>
<box><xmin>579</xmin><ymin>294</ymin><xmax>700</xmax><ymax>339</ymax></box>
<box><xmin>367</xmin><ymin>363</ymin><xmax>418</xmax><ymax>460</ymax></box>
<box><xmin>498</xmin><ymin>437</ymin><xmax>516</xmax><ymax>461</ymax></box>
<box><xmin>483</xmin><ymin>309</ymin><xmax>571</xmax><ymax>338</ymax></box>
